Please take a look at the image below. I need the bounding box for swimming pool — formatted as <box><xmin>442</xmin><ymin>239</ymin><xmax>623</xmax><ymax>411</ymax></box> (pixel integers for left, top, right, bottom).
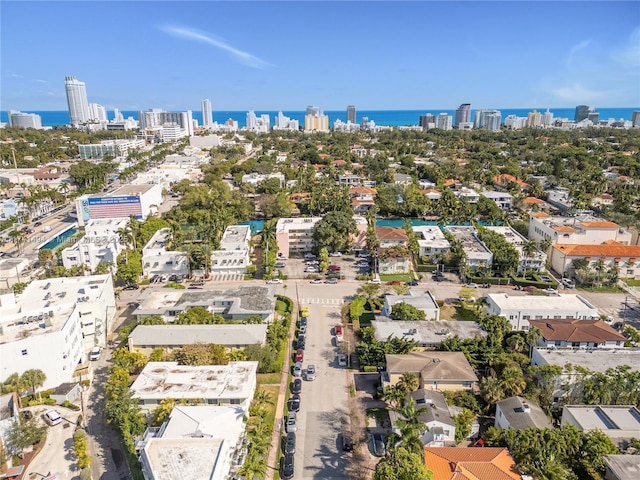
<box><xmin>39</xmin><ymin>228</ymin><xmax>77</xmax><ymax>250</ymax></box>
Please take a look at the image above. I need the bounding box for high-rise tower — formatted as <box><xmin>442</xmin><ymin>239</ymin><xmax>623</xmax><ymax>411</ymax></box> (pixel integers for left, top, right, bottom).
<box><xmin>65</xmin><ymin>76</ymin><xmax>90</xmax><ymax>126</ymax></box>
<box><xmin>455</xmin><ymin>104</ymin><xmax>471</xmax><ymax>126</ymax></box>
<box><xmin>202</xmin><ymin>98</ymin><xmax>213</xmax><ymax>127</ymax></box>
<box><xmin>347</xmin><ymin>105</ymin><xmax>356</xmax><ymax>124</ymax></box>
<box><xmin>574</xmin><ymin>105</ymin><xmax>590</xmax><ymax>122</ymax></box>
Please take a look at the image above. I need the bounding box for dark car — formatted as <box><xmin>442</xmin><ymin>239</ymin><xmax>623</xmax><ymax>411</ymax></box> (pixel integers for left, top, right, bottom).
<box><xmin>288</xmin><ymin>394</ymin><xmax>300</xmax><ymax>413</ymax></box>
<box><xmin>291</xmin><ymin>378</ymin><xmax>302</xmax><ymax>394</ymax></box>
<box><xmin>34</xmin><ymin>221</ymin><xmax>42</xmax><ymax>227</ymax></box>
<box><xmin>284</xmin><ymin>432</ymin><xmax>296</xmax><ymax>455</ymax></box>
<box><xmin>281</xmin><ymin>453</ymin><xmax>294</xmax><ymax>480</ymax></box>
<box><xmin>372</xmin><ymin>433</ymin><xmax>386</xmax><ymax>457</ymax></box>
<box><xmin>297</xmin><ymin>334</ymin><xmax>305</xmax><ymax>349</ymax></box>
<box><xmin>406</xmin><ymin>279</ymin><xmax>419</xmax><ymax>286</ymax></box>
<box><xmin>341</xmin><ymin>432</ymin><xmax>354</xmax><ymax>452</ymax></box>
<box><xmin>123</xmin><ymin>284</ymin><xmax>139</xmax><ymax>290</ymax></box>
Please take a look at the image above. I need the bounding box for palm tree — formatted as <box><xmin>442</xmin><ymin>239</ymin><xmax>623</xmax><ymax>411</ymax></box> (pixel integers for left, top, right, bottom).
<box><xmin>392</xmin><ymin>397</ymin><xmax>428</xmax><ymax>458</ymax></box>
<box><xmin>397</xmin><ymin>372</ymin><xmax>419</xmax><ymax>394</ymax></box>
<box><xmin>9</xmin><ymin>228</ymin><xmax>25</xmax><ymax>253</ymax></box>
<box><xmin>480</xmin><ymin>376</ymin><xmax>505</xmax><ymax>404</ymax></box>
<box><xmin>253</xmin><ymin>389</ymin><xmax>274</xmax><ymax>406</ymax></box>
<box><xmin>381</xmin><ymin>385</ymin><xmax>407</xmax><ymax>409</ymax></box>
<box><xmin>20</xmin><ymin>369</ymin><xmax>46</xmax><ymax>402</ymax></box>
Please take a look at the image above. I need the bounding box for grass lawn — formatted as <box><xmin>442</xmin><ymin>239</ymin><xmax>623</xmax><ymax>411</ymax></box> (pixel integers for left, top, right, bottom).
<box><xmin>366</xmin><ymin>407</ymin><xmax>391</xmax><ymax>429</ymax></box>
<box><xmin>379</xmin><ymin>273</ymin><xmax>414</xmax><ymax>282</ymax></box>
<box><xmin>624</xmin><ymin>279</ymin><xmax>640</xmax><ymax>287</ymax></box>
<box><xmin>260</xmin><ymin>385</ymin><xmax>280</xmax><ymax>429</ymax></box>
<box><xmin>577</xmin><ymin>285</ymin><xmax>624</xmax><ymax>293</ymax></box>
<box><xmin>257</xmin><ymin>372</ymin><xmax>282</xmax><ymax>385</ymax></box>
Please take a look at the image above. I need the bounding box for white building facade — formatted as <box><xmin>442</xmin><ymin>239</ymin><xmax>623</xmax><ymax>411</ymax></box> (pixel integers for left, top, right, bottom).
<box><xmin>61</xmin><ymin>218</ymin><xmax>127</xmax><ymax>273</ymax></box>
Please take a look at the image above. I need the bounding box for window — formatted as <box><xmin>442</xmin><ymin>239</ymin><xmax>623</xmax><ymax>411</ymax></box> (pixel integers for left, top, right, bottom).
<box><xmin>230</xmin><ymin>399</ymin><xmax>241</xmax><ymax>405</ymax></box>
<box><xmin>509</xmin><ymin>315</ymin><xmax>514</xmax><ymax>320</ymax></box>
<box><xmin>207</xmin><ymin>399</ymin><xmax>218</xmax><ymax>405</ymax></box>
<box><xmin>535</xmin><ymin>316</ymin><xmax>543</xmax><ymax>320</ymax></box>
<box><xmin>21</xmin><ymin>349</ymin><xmax>28</xmax><ymax>356</ymax></box>
<box><xmin>555</xmin><ymin>341</ymin><xmax>562</xmax><ymax>346</ymax></box>
<box><xmin>572</xmin><ymin>342</ymin><xmax>580</xmax><ymax>347</ymax></box>
<box><xmin>522</xmin><ymin>315</ymin><xmax>530</xmax><ymax>320</ymax></box>
<box><xmin>627</xmin><ymin>270</ymin><xmax>634</xmax><ymax>275</ymax></box>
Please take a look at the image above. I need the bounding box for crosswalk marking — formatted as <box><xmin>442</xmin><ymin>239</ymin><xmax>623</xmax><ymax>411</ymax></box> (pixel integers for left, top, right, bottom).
<box><xmin>299</xmin><ymin>298</ymin><xmax>345</xmax><ymax>305</ymax></box>
<box><xmin>209</xmin><ymin>273</ymin><xmax>245</xmax><ymax>282</ymax></box>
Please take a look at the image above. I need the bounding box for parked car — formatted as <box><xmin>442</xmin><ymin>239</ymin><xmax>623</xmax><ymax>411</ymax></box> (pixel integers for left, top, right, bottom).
<box><xmin>305</xmin><ymin>267</ymin><xmax>319</xmax><ymax>273</ymax></box>
<box><xmin>305</xmin><ymin>260</ymin><xmax>319</xmax><ymax>266</ymax></box>
<box><xmin>44</xmin><ymin>409</ymin><xmax>62</xmax><ymax>426</ymax></box>
<box><xmin>281</xmin><ymin>453</ymin><xmax>295</xmax><ymax>480</ymax></box>
<box><xmin>277</xmin><ymin>254</ymin><xmax>288</xmax><ymax>260</ymax></box>
<box><xmin>275</xmin><ymin>262</ymin><xmax>286</xmax><ymax>268</ymax></box>
<box><xmin>89</xmin><ymin>346</ymin><xmax>101</xmax><ymax>361</ymax></box>
<box><xmin>123</xmin><ymin>283</ymin><xmax>139</xmax><ymax>290</ymax></box>
<box><xmin>357</xmin><ymin>252</ymin><xmax>370</xmax><ymax>258</ymax></box>
<box><xmin>33</xmin><ymin>221</ymin><xmax>42</xmax><ymax>227</ymax></box>
<box><xmin>371</xmin><ymin>433</ymin><xmax>386</xmax><ymax>457</ymax></box>
<box><xmin>466</xmin><ymin>283</ymin><xmax>479</xmax><ymax>288</ymax></box>
<box><xmin>325</xmin><ymin>278</ymin><xmax>339</xmax><ymax>284</ymax></box>
<box><xmin>337</xmin><ymin>354</ymin><xmax>347</xmax><ymax>367</ymax></box>
<box><xmin>297</xmin><ymin>334</ymin><xmax>305</xmax><ymax>349</ymax></box>
<box><xmin>368</xmin><ymin>278</ymin><xmax>381</xmax><ymax>284</ymax></box>
<box><xmin>329</xmin><ymin>251</ymin><xmax>343</xmax><ymax>257</ymax></box>
<box><xmin>169</xmin><ymin>274</ymin><xmax>177</xmax><ymax>282</ymax></box>
<box><xmin>299</xmin><ymin>323</ymin><xmax>307</xmax><ymax>334</ymax></box>
<box><xmin>293</xmin><ymin>362</ymin><xmax>303</xmax><ymax>377</ymax></box>
<box><xmin>306</xmin><ymin>364</ymin><xmax>317</xmax><ymax>381</ymax></box>
<box><xmin>406</xmin><ymin>279</ymin><xmax>419</xmax><ymax>286</ymax></box>
<box><xmin>310</xmin><ymin>278</ymin><xmax>323</xmax><ymax>284</ymax></box>
<box><xmin>544</xmin><ymin>288</ymin><xmax>558</xmax><ymax>295</ymax></box>
<box><xmin>328</xmin><ymin>265</ymin><xmax>341</xmax><ymax>272</ymax></box>
<box><xmin>295</xmin><ymin>348</ymin><xmax>304</xmax><ymax>363</ymax></box>
<box><xmin>267</xmin><ymin>278</ymin><xmax>284</xmax><ymax>284</ymax></box>
<box><xmin>284</xmin><ymin>432</ymin><xmax>296</xmax><ymax>455</ymax></box>
<box><xmin>355</xmin><ymin>262</ymin><xmax>370</xmax><ymax>268</ymax></box>
<box><xmin>291</xmin><ymin>378</ymin><xmax>302</xmax><ymax>394</ymax></box>
<box><xmin>334</xmin><ymin>324</ymin><xmax>343</xmax><ymax>336</ymax></box>
<box><xmin>288</xmin><ymin>395</ymin><xmax>300</xmax><ymax>413</ymax></box>
<box><xmin>341</xmin><ymin>432</ymin><xmax>354</xmax><ymax>452</ymax></box>
<box><xmin>304</xmin><ymin>253</ymin><xmax>316</xmax><ymax>259</ymax></box>
<box><xmin>299</xmin><ymin>317</ymin><xmax>308</xmax><ymax>328</ymax></box>
<box><xmin>286</xmin><ymin>413</ymin><xmax>297</xmax><ymax>433</ymax></box>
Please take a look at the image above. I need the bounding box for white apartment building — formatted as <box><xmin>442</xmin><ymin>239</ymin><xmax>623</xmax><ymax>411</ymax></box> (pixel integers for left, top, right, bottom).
<box><xmin>485</xmin><ymin>226</ymin><xmax>546</xmax><ymax>273</ymax></box>
<box><xmin>141</xmin><ymin>228</ymin><xmax>189</xmax><ymax>279</ymax></box>
<box><xmin>132</xmin><ymin>285</ymin><xmax>276</xmax><ymax>323</ymax></box>
<box><xmin>546</xmin><ymin>186</ymin><xmax>573</xmax><ymax>210</ymax></box>
<box><xmin>273</xmin><ymin>111</ymin><xmax>299</xmax><ymax>131</ymax></box>
<box><xmin>0</xmin><ymin>275</ymin><xmax>116</xmax><ymax>390</ymax></box>
<box><xmin>138</xmin><ymin>405</ymin><xmax>247</xmax><ymax>480</ymax></box>
<box><xmin>8</xmin><ymin>111</ymin><xmax>43</xmax><ymax>129</ymax></box>
<box><xmin>412</xmin><ymin>226</ymin><xmax>451</xmax><ymax>259</ymax></box>
<box><xmin>0</xmin><ymin>258</ymin><xmax>31</xmax><ymax>290</ymax></box>
<box><xmin>382</xmin><ymin>290</ymin><xmax>440</xmax><ymax>321</ymax></box>
<box><xmin>78</xmin><ymin>139</ymin><xmax>146</xmax><ymax>159</ymax></box>
<box><xmin>481</xmin><ymin>190</ymin><xmax>513</xmax><ymax>210</ymax></box>
<box><xmin>453</xmin><ymin>187</ymin><xmax>480</xmax><ymax>203</ymax></box>
<box><xmin>485</xmin><ymin>293</ymin><xmax>599</xmax><ymax>331</ymax></box>
<box><xmin>131</xmin><ymin>361</ymin><xmax>258</xmax><ymax>412</ymax></box>
<box><xmin>240</xmin><ymin>172</ymin><xmax>285</xmax><ymax>187</ymax></box>
<box><xmin>220</xmin><ymin>225</ymin><xmax>251</xmax><ymax>251</ymax></box>
<box><xmin>211</xmin><ymin>225</ymin><xmax>252</xmax><ymax>276</ymax></box>
<box><xmin>550</xmin><ymin>244</ymin><xmax>640</xmax><ymax>279</ymax></box>
<box><xmin>444</xmin><ymin>226</ymin><xmax>493</xmax><ymax>270</ymax></box>
<box><xmin>61</xmin><ymin>218</ymin><xmax>127</xmax><ymax>273</ymax></box>
<box><xmin>528</xmin><ymin>213</ymin><xmax>632</xmax><ymax>246</ymax></box>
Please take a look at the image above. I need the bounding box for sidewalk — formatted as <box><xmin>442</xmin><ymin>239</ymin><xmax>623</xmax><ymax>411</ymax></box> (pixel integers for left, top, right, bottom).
<box><xmin>265</xmin><ymin>298</ymin><xmax>298</xmax><ymax>480</ymax></box>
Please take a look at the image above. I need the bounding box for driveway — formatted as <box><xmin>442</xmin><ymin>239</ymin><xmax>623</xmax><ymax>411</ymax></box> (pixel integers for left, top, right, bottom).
<box><xmin>23</xmin><ymin>406</ymin><xmax>81</xmax><ymax>480</ymax></box>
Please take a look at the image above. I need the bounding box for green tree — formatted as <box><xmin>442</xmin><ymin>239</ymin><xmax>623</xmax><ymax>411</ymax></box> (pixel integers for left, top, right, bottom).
<box><xmin>454</xmin><ymin>409</ymin><xmax>476</xmax><ymax>442</ymax></box>
<box><xmin>312</xmin><ymin>210</ymin><xmax>357</xmax><ymax>253</ymax></box>
<box><xmin>373</xmin><ymin>447</ymin><xmax>433</xmax><ymax>480</ymax></box>
<box><xmin>116</xmin><ymin>249</ymin><xmax>142</xmax><ymax>285</ymax></box>
<box><xmin>172</xmin><ymin>343</ymin><xmax>230</xmax><ymax>365</ymax></box>
<box><xmin>20</xmin><ymin>369</ymin><xmax>46</xmax><ymax>402</ymax></box>
<box><xmin>397</xmin><ymin>372</ymin><xmax>419</xmax><ymax>394</ymax></box>
<box><xmin>390</xmin><ymin>302</ymin><xmax>426</xmax><ymax>321</ymax></box>
<box><xmin>151</xmin><ymin>398</ymin><xmax>177</xmax><ymax>426</ymax></box>
<box><xmin>349</xmin><ymin>296</ymin><xmax>367</xmax><ymax>322</ymax></box>
<box><xmin>4</xmin><ymin>415</ymin><xmax>48</xmax><ymax>455</ymax></box>
<box><xmin>318</xmin><ymin>246</ymin><xmax>330</xmax><ymax>273</ymax></box>
<box><xmin>174</xmin><ymin>306</ymin><xmax>223</xmax><ymax>324</ymax></box>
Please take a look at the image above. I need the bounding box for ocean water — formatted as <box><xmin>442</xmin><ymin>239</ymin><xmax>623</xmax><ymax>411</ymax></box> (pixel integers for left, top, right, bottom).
<box><xmin>2</xmin><ymin>108</ymin><xmax>638</xmax><ymax>128</ymax></box>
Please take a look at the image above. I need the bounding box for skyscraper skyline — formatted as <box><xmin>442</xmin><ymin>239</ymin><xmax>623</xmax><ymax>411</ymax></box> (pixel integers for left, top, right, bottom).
<box><xmin>65</xmin><ymin>76</ymin><xmax>90</xmax><ymax>126</ymax></box>
<box><xmin>347</xmin><ymin>105</ymin><xmax>356</xmax><ymax>124</ymax></box>
<box><xmin>202</xmin><ymin>98</ymin><xmax>213</xmax><ymax>127</ymax></box>
<box><xmin>574</xmin><ymin>105</ymin><xmax>590</xmax><ymax>122</ymax></box>
<box><xmin>455</xmin><ymin>104</ymin><xmax>471</xmax><ymax>126</ymax></box>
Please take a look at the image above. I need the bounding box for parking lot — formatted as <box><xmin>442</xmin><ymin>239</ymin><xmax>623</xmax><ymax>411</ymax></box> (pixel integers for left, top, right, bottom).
<box><xmin>275</xmin><ymin>253</ymin><xmax>372</xmax><ymax>282</ymax></box>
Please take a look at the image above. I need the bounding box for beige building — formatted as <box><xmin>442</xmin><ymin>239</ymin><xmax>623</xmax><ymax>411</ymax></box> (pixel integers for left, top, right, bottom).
<box><xmin>550</xmin><ymin>243</ymin><xmax>640</xmax><ymax>279</ymax></box>
<box><xmin>383</xmin><ymin>351</ymin><xmax>478</xmax><ymax>392</ymax></box>
<box><xmin>528</xmin><ymin>213</ymin><xmax>632</xmax><ymax>246</ymax></box>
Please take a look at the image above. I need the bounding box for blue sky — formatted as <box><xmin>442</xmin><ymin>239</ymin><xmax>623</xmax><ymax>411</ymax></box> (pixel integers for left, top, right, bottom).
<box><xmin>2</xmin><ymin>1</ymin><xmax>639</xmax><ymax>111</ymax></box>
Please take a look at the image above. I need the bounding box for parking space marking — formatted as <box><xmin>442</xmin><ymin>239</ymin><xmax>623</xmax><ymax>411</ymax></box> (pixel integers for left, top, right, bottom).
<box><xmin>299</xmin><ymin>298</ymin><xmax>345</xmax><ymax>305</ymax></box>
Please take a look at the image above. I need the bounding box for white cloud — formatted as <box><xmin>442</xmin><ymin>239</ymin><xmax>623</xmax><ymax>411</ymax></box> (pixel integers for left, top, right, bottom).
<box><xmin>567</xmin><ymin>40</ymin><xmax>591</xmax><ymax>69</ymax></box>
<box><xmin>611</xmin><ymin>27</ymin><xmax>640</xmax><ymax>68</ymax></box>
<box><xmin>551</xmin><ymin>83</ymin><xmax>614</xmax><ymax>104</ymax></box>
<box><xmin>34</xmin><ymin>79</ymin><xmax>48</xmax><ymax>84</ymax></box>
<box><xmin>11</xmin><ymin>73</ymin><xmax>22</xmax><ymax>78</ymax></box>
<box><xmin>159</xmin><ymin>25</ymin><xmax>271</xmax><ymax>69</ymax></box>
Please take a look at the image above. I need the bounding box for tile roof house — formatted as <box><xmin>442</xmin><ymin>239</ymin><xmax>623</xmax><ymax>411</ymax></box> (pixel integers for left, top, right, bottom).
<box><xmin>550</xmin><ymin>244</ymin><xmax>640</xmax><ymax>279</ymax></box>
<box><xmin>384</xmin><ymin>352</ymin><xmax>478</xmax><ymax>392</ymax></box>
<box><xmin>376</xmin><ymin>227</ymin><xmax>411</xmax><ymax>274</ymax></box>
<box><xmin>493</xmin><ymin>173</ymin><xmax>530</xmax><ymax>191</ymax></box>
<box><xmin>424</xmin><ymin>447</ymin><xmax>523</xmax><ymax>480</ymax></box>
<box><xmin>495</xmin><ymin>396</ymin><xmax>552</xmax><ymax>430</ymax></box>
<box><xmin>529</xmin><ymin>318</ymin><xmax>626</xmax><ymax>349</ymax></box>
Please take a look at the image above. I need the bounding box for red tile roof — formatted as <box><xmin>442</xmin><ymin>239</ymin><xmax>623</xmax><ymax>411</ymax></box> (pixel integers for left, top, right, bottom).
<box><xmin>523</xmin><ymin>197</ymin><xmax>545</xmax><ymax>204</ymax></box>
<box><xmin>424</xmin><ymin>447</ymin><xmax>522</xmax><ymax>480</ymax></box>
<box><xmin>530</xmin><ymin>212</ymin><xmax>549</xmax><ymax>218</ymax></box>
<box><xmin>579</xmin><ymin>221</ymin><xmax>620</xmax><ymax>229</ymax></box>
<box><xmin>349</xmin><ymin>187</ymin><xmax>377</xmax><ymax>195</ymax></box>
<box><xmin>529</xmin><ymin>319</ymin><xmax>626</xmax><ymax>343</ymax></box>
<box><xmin>375</xmin><ymin>226</ymin><xmax>409</xmax><ymax>241</ymax></box>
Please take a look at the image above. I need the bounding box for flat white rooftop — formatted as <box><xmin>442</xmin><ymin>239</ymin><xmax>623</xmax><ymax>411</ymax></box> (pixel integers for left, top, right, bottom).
<box><xmin>0</xmin><ymin>274</ymin><xmax>111</xmax><ymax>343</ymax></box>
<box><xmin>487</xmin><ymin>293</ymin><xmax>597</xmax><ymax>313</ymax></box>
<box><xmin>131</xmin><ymin>361</ymin><xmax>258</xmax><ymax>401</ymax></box>
<box><xmin>372</xmin><ymin>320</ymin><xmax>486</xmax><ymax>345</ymax></box>
<box><xmin>412</xmin><ymin>226</ymin><xmax>450</xmax><ymax>249</ymax></box>
<box><xmin>444</xmin><ymin>226</ymin><xmax>491</xmax><ymax>254</ymax></box>
<box><xmin>144</xmin><ymin>437</ymin><xmax>224</xmax><ymax>480</ymax></box>
<box><xmin>533</xmin><ymin>347</ymin><xmax>640</xmax><ymax>373</ymax></box>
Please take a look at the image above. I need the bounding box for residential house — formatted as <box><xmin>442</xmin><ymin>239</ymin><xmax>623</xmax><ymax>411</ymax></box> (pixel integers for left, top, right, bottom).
<box><xmin>130</xmin><ymin>361</ymin><xmax>258</xmax><ymax>413</ymax></box>
<box><xmin>562</xmin><ymin>405</ymin><xmax>640</xmax><ymax>447</ymax></box>
<box><xmin>389</xmin><ymin>390</ymin><xmax>456</xmax><ymax>446</ymax></box>
<box><xmin>485</xmin><ymin>226</ymin><xmax>546</xmax><ymax>273</ymax></box>
<box><xmin>412</xmin><ymin>226</ymin><xmax>450</xmax><ymax>259</ymax></box>
<box><xmin>381</xmin><ymin>290</ymin><xmax>440</xmax><ymax>321</ymax></box>
<box><xmin>529</xmin><ymin>318</ymin><xmax>626</xmax><ymax>349</ymax></box>
<box><xmin>383</xmin><ymin>352</ymin><xmax>478</xmax><ymax>392</ymax></box>
<box><xmin>424</xmin><ymin>447</ymin><xmax>523</xmax><ymax>480</ymax></box>
<box><xmin>240</xmin><ymin>172</ymin><xmax>285</xmax><ymax>187</ymax></box>
<box><xmin>550</xmin><ymin>244</ymin><xmax>640</xmax><ymax>279</ymax></box>
<box><xmin>422</xmin><ymin>188</ymin><xmax>442</xmax><ymax>201</ymax></box>
<box><xmin>337</xmin><ymin>173</ymin><xmax>362</xmax><ymax>187</ymax></box>
<box><xmin>376</xmin><ymin>227</ymin><xmax>412</xmax><ymax>274</ymax></box>
<box><xmin>546</xmin><ymin>186</ymin><xmax>573</xmax><ymax>210</ymax></box>
<box><xmin>482</xmin><ymin>190</ymin><xmax>513</xmax><ymax>210</ymax></box>
<box><xmin>454</xmin><ymin>187</ymin><xmax>480</xmax><ymax>203</ymax></box>
<box><xmin>495</xmin><ymin>396</ymin><xmax>552</xmax><ymax>430</ymax></box>
<box><xmin>444</xmin><ymin>226</ymin><xmax>493</xmax><ymax>271</ymax></box>
<box><xmin>485</xmin><ymin>293</ymin><xmax>599</xmax><ymax>331</ymax></box>
<box><xmin>394</xmin><ymin>172</ymin><xmax>413</xmax><ymax>186</ymax></box>
<box><xmin>521</xmin><ymin>196</ymin><xmax>551</xmax><ymax>212</ymax></box>
<box><xmin>137</xmin><ymin>405</ymin><xmax>247</xmax><ymax>480</ymax></box>
<box><xmin>494</xmin><ymin>173</ymin><xmax>530</xmax><ymax>192</ymax></box>
<box><xmin>349</xmin><ymin>187</ymin><xmax>377</xmax><ymax>214</ymax></box>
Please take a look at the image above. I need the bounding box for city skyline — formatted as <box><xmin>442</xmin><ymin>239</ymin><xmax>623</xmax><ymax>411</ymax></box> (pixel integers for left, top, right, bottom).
<box><xmin>2</xmin><ymin>2</ymin><xmax>639</xmax><ymax>111</ymax></box>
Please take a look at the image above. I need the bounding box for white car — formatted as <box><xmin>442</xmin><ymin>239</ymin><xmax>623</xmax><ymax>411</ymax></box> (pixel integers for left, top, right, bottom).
<box><xmin>367</xmin><ymin>278</ymin><xmax>381</xmax><ymax>284</ymax></box>
<box><xmin>267</xmin><ymin>278</ymin><xmax>284</xmax><ymax>284</ymax></box>
<box><xmin>329</xmin><ymin>252</ymin><xmax>342</xmax><ymax>257</ymax></box>
<box><xmin>44</xmin><ymin>409</ymin><xmax>62</xmax><ymax>426</ymax></box>
<box><xmin>310</xmin><ymin>278</ymin><xmax>323</xmax><ymax>284</ymax></box>
<box><xmin>305</xmin><ymin>267</ymin><xmax>319</xmax><ymax>273</ymax></box>
<box><xmin>89</xmin><ymin>346</ymin><xmax>101</xmax><ymax>361</ymax></box>
<box><xmin>304</xmin><ymin>253</ymin><xmax>316</xmax><ymax>259</ymax></box>
<box><xmin>305</xmin><ymin>260</ymin><xmax>319</xmax><ymax>265</ymax></box>
<box><xmin>544</xmin><ymin>288</ymin><xmax>558</xmax><ymax>295</ymax></box>
<box><xmin>337</xmin><ymin>354</ymin><xmax>347</xmax><ymax>367</ymax></box>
